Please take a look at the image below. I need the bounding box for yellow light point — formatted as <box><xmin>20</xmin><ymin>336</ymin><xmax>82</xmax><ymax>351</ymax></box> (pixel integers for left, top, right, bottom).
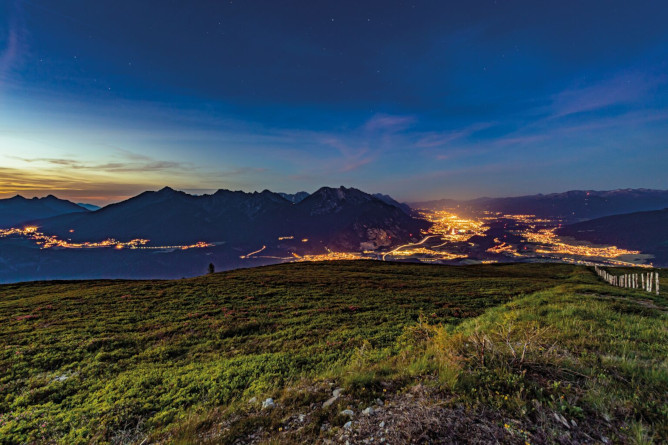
<box><xmin>301</xmin><ymin>238</ymin><xmax>309</xmax><ymax>242</ymax></box>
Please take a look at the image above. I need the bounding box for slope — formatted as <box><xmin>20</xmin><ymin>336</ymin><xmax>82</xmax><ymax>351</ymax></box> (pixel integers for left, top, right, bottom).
<box><xmin>0</xmin><ymin>262</ymin><xmax>665</xmax><ymax>444</ymax></box>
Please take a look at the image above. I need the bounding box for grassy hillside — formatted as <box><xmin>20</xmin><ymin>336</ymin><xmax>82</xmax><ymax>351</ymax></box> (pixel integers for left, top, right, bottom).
<box><xmin>0</xmin><ymin>262</ymin><xmax>665</xmax><ymax>444</ymax></box>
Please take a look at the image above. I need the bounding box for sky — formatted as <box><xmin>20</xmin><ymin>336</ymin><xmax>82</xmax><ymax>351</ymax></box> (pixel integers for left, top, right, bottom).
<box><xmin>0</xmin><ymin>0</ymin><xmax>667</xmax><ymax>205</ymax></box>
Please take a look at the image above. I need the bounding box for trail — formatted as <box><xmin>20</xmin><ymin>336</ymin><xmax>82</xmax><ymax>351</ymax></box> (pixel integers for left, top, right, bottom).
<box><xmin>241</xmin><ymin>245</ymin><xmax>266</xmax><ymax>259</ymax></box>
<box><xmin>382</xmin><ymin>235</ymin><xmax>437</xmax><ymax>261</ymax></box>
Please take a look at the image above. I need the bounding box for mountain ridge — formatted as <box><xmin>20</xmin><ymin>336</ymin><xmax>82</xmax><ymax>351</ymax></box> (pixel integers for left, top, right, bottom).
<box><xmin>411</xmin><ymin>188</ymin><xmax>668</xmax><ymax>221</ymax></box>
<box><xmin>557</xmin><ymin>207</ymin><xmax>668</xmax><ymax>266</ymax></box>
<box><xmin>32</xmin><ymin>186</ymin><xmax>428</xmax><ymax>250</ymax></box>
<box><xmin>0</xmin><ymin>195</ymin><xmax>90</xmax><ymax>228</ymax></box>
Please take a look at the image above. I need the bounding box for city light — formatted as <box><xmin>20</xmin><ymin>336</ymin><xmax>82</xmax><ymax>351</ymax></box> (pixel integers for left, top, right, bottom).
<box><xmin>0</xmin><ymin>227</ymin><xmax>212</xmax><ymax>251</ymax></box>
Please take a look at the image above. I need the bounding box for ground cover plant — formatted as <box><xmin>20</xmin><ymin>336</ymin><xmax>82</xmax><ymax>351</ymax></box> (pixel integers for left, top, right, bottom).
<box><xmin>0</xmin><ymin>261</ymin><xmax>665</xmax><ymax>444</ymax></box>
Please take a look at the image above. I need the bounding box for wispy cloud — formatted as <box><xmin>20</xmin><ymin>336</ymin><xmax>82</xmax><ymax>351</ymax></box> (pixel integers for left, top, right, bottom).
<box><xmin>363</xmin><ymin>113</ymin><xmax>416</xmax><ymax>132</ymax></box>
<box><xmin>0</xmin><ymin>1</ymin><xmax>27</xmax><ymax>87</ymax></box>
<box><xmin>14</xmin><ymin>157</ymin><xmax>195</xmax><ymax>173</ymax></box>
<box><xmin>415</xmin><ymin>122</ymin><xmax>493</xmax><ymax>149</ymax></box>
<box><xmin>550</xmin><ymin>71</ymin><xmax>664</xmax><ymax>118</ymax></box>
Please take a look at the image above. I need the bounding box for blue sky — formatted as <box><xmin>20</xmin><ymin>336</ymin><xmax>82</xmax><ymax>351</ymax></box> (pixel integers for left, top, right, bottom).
<box><xmin>1</xmin><ymin>0</ymin><xmax>667</xmax><ymax>204</ymax></box>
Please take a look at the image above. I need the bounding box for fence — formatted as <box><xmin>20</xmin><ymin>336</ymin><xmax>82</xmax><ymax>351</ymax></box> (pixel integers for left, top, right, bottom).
<box><xmin>594</xmin><ymin>265</ymin><xmax>660</xmax><ymax>295</ymax></box>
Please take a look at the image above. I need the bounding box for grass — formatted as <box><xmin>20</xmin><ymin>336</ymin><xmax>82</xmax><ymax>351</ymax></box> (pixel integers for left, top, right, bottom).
<box><xmin>0</xmin><ymin>261</ymin><xmax>665</xmax><ymax>444</ymax></box>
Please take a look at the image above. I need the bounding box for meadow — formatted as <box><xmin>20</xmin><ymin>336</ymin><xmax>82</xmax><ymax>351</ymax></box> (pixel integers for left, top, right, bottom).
<box><xmin>0</xmin><ymin>261</ymin><xmax>665</xmax><ymax>444</ymax></box>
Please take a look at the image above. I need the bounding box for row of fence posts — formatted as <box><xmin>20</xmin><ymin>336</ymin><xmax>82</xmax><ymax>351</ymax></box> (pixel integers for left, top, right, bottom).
<box><xmin>594</xmin><ymin>265</ymin><xmax>660</xmax><ymax>295</ymax></box>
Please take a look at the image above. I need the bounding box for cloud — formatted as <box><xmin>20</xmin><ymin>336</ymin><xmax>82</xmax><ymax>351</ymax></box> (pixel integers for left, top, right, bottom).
<box><xmin>550</xmin><ymin>71</ymin><xmax>664</xmax><ymax>118</ymax></box>
<box><xmin>13</xmin><ymin>156</ymin><xmax>194</xmax><ymax>173</ymax></box>
<box><xmin>364</xmin><ymin>113</ymin><xmax>416</xmax><ymax>133</ymax></box>
<box><xmin>415</xmin><ymin>122</ymin><xmax>493</xmax><ymax>148</ymax></box>
<box><xmin>112</xmin><ymin>147</ymin><xmax>152</xmax><ymax>161</ymax></box>
<box><xmin>0</xmin><ymin>1</ymin><xmax>27</xmax><ymax>87</ymax></box>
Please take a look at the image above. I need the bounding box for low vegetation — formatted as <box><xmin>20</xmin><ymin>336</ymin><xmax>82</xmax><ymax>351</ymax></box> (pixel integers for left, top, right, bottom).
<box><xmin>0</xmin><ymin>261</ymin><xmax>665</xmax><ymax>444</ymax></box>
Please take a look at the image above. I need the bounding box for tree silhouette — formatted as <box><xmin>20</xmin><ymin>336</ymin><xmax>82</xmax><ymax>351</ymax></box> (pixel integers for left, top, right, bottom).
<box><xmin>208</xmin><ymin>263</ymin><xmax>215</xmax><ymax>274</ymax></box>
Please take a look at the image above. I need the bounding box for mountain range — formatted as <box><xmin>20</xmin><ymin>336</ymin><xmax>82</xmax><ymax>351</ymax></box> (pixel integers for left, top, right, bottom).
<box><xmin>4</xmin><ymin>187</ymin><xmax>668</xmax><ymax>282</ymax></box>
<box><xmin>557</xmin><ymin>208</ymin><xmax>668</xmax><ymax>265</ymax></box>
<box><xmin>31</xmin><ymin>186</ymin><xmax>427</xmax><ymax>251</ymax></box>
<box><xmin>0</xmin><ymin>195</ymin><xmax>89</xmax><ymax>228</ymax></box>
<box><xmin>412</xmin><ymin>189</ymin><xmax>668</xmax><ymax>222</ymax></box>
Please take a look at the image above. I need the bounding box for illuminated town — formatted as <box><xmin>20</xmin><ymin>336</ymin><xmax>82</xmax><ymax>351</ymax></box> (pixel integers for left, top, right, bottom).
<box><xmin>0</xmin><ymin>209</ymin><xmax>653</xmax><ymax>268</ymax></box>
<box><xmin>374</xmin><ymin>209</ymin><xmax>653</xmax><ymax>267</ymax></box>
<box><xmin>0</xmin><ymin>227</ymin><xmax>212</xmax><ymax>251</ymax></box>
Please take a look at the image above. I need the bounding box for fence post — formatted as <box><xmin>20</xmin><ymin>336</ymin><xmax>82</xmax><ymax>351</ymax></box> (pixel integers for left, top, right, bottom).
<box><xmin>649</xmin><ymin>272</ymin><xmax>653</xmax><ymax>292</ymax></box>
<box><xmin>656</xmin><ymin>272</ymin><xmax>660</xmax><ymax>296</ymax></box>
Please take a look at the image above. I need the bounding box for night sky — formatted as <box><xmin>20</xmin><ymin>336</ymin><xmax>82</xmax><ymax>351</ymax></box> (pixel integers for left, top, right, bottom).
<box><xmin>1</xmin><ymin>0</ymin><xmax>667</xmax><ymax>205</ymax></box>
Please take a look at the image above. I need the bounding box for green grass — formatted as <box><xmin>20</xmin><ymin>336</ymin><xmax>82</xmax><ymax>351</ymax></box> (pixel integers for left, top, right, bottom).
<box><xmin>0</xmin><ymin>261</ymin><xmax>665</xmax><ymax>444</ymax></box>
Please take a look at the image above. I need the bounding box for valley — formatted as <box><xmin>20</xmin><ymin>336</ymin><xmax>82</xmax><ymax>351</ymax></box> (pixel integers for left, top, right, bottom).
<box><xmin>380</xmin><ymin>209</ymin><xmax>652</xmax><ymax>267</ymax></box>
<box><xmin>0</xmin><ymin>187</ymin><xmax>665</xmax><ymax>283</ymax></box>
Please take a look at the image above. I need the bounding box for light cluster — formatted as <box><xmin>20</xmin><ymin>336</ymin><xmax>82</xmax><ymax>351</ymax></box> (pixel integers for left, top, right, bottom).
<box><xmin>0</xmin><ymin>227</ymin><xmax>211</xmax><ymax>251</ymax></box>
<box><xmin>523</xmin><ymin>228</ymin><xmax>639</xmax><ymax>258</ymax></box>
<box><xmin>419</xmin><ymin>210</ymin><xmax>487</xmax><ymax>242</ymax></box>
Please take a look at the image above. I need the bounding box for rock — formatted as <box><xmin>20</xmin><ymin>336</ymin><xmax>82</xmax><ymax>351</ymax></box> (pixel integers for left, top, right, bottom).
<box><xmin>333</xmin><ymin>387</ymin><xmax>343</xmax><ymax>397</ymax></box>
<box><xmin>362</xmin><ymin>407</ymin><xmax>375</xmax><ymax>416</ymax></box>
<box><xmin>344</xmin><ymin>421</ymin><xmax>352</xmax><ymax>430</ymax></box>
<box><xmin>379</xmin><ymin>421</ymin><xmax>385</xmax><ymax>428</ymax></box>
<box><xmin>323</xmin><ymin>396</ymin><xmax>338</xmax><ymax>408</ymax></box>
<box><xmin>248</xmin><ymin>397</ymin><xmax>257</xmax><ymax>404</ymax></box>
<box><xmin>340</xmin><ymin>409</ymin><xmax>354</xmax><ymax>417</ymax></box>
<box><xmin>375</xmin><ymin>398</ymin><xmax>383</xmax><ymax>406</ymax></box>
<box><xmin>262</xmin><ymin>398</ymin><xmax>275</xmax><ymax>409</ymax></box>
<box><xmin>298</xmin><ymin>414</ymin><xmax>306</xmax><ymax>422</ymax></box>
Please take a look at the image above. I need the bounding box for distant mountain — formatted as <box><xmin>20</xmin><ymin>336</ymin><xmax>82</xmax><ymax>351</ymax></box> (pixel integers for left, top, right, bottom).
<box><xmin>372</xmin><ymin>193</ymin><xmax>412</xmax><ymax>214</ymax></box>
<box><xmin>76</xmin><ymin>203</ymin><xmax>101</xmax><ymax>211</ymax></box>
<box><xmin>411</xmin><ymin>197</ymin><xmax>461</xmax><ymax>210</ymax></box>
<box><xmin>35</xmin><ymin>186</ymin><xmax>429</xmax><ymax>251</ymax></box>
<box><xmin>278</xmin><ymin>191</ymin><xmax>309</xmax><ymax>203</ymax></box>
<box><xmin>0</xmin><ymin>195</ymin><xmax>89</xmax><ymax>228</ymax></box>
<box><xmin>289</xmin><ymin>187</ymin><xmax>427</xmax><ymax>251</ymax></box>
<box><xmin>412</xmin><ymin>189</ymin><xmax>668</xmax><ymax>222</ymax></box>
<box><xmin>557</xmin><ymin>208</ymin><xmax>668</xmax><ymax>266</ymax></box>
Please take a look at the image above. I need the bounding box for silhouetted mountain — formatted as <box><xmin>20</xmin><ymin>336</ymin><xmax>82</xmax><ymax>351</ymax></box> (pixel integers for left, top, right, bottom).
<box><xmin>412</xmin><ymin>189</ymin><xmax>668</xmax><ymax>222</ymax></box>
<box><xmin>373</xmin><ymin>193</ymin><xmax>412</xmax><ymax>214</ymax></box>
<box><xmin>0</xmin><ymin>195</ymin><xmax>89</xmax><ymax>228</ymax></box>
<box><xmin>35</xmin><ymin>186</ymin><xmax>428</xmax><ymax>250</ymax></box>
<box><xmin>409</xmin><ymin>198</ymin><xmax>463</xmax><ymax>210</ymax></box>
<box><xmin>289</xmin><ymin>187</ymin><xmax>428</xmax><ymax>250</ymax></box>
<box><xmin>278</xmin><ymin>191</ymin><xmax>309</xmax><ymax>203</ymax></box>
<box><xmin>76</xmin><ymin>203</ymin><xmax>101</xmax><ymax>211</ymax></box>
<box><xmin>557</xmin><ymin>208</ymin><xmax>668</xmax><ymax>266</ymax></box>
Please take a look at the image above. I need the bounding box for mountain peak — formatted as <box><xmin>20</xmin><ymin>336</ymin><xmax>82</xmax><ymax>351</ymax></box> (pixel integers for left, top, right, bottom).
<box><xmin>312</xmin><ymin>186</ymin><xmax>368</xmax><ymax>200</ymax></box>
